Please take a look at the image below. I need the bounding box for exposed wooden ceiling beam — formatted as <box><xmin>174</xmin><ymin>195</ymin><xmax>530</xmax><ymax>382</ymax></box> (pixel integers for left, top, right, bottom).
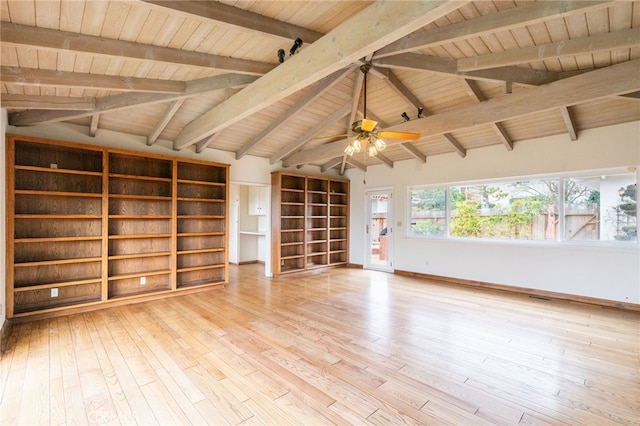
<box><xmin>462</xmin><ymin>79</ymin><xmax>486</xmax><ymax>102</ymax></box>
<box><xmin>89</xmin><ymin>114</ymin><xmax>100</xmax><ymax>137</ymax></box>
<box><xmin>621</xmin><ymin>91</ymin><xmax>640</xmax><ymax>100</ymax></box>
<box><xmin>375</xmin><ymin>152</ymin><xmax>394</xmax><ymax>168</ymax></box>
<box><xmin>345</xmin><ymin>156</ymin><xmax>367</xmax><ymax>172</ymax></box>
<box><xmin>321</xmin><ymin>157</ymin><xmax>343</xmax><ymax>173</ymax></box>
<box><xmin>235</xmin><ymin>67</ymin><xmax>353</xmax><ymax>159</ymax></box>
<box><xmin>377</xmin><ymin>72</ymin><xmax>431</xmax><ymax>164</ymax></box>
<box><xmin>442</xmin><ymin>134</ymin><xmax>467</xmax><ymax>158</ymax></box>
<box><xmin>400</xmin><ymin>142</ymin><xmax>427</xmax><ymax>163</ymax></box>
<box><xmin>385</xmin><ymin>72</ymin><xmax>468</xmax><ymax>163</ymax></box>
<box><xmin>461</xmin><ymin>78</ymin><xmax>511</xmax><ymax>152</ymax></box>
<box><xmin>374</xmin><ymin>53</ymin><xmax>455</xmax><ymax>74</ymax></box>
<box><xmin>559</xmin><ymin>106</ymin><xmax>578</xmax><ymax>141</ymax></box>
<box><xmin>0</xmin><ymin>66</ymin><xmax>186</xmax><ymax>94</ymax></box>
<box><xmin>196</xmin><ymin>133</ymin><xmax>222</xmax><ymax>153</ymax></box>
<box><xmin>493</xmin><ymin>123</ymin><xmax>514</xmax><ymax>151</ymax></box>
<box><xmin>458</xmin><ymin>27</ymin><xmax>640</xmax><ymax>72</ymax></box>
<box><xmin>384</xmin><ymin>71</ymin><xmax>425</xmax><ymax>111</ymax></box>
<box><xmin>272</xmin><ymin>103</ymin><xmax>351</xmax><ymax>165</ymax></box>
<box><xmin>505</xmin><ymin>81</ymin><xmax>513</xmax><ymax>95</ymax></box>
<box><xmin>147</xmin><ymin>100</ymin><xmax>185</xmax><ymax>146</ymax></box>
<box><xmin>0</xmin><ymin>94</ymin><xmax>95</xmax><ymax>110</ymax></box>
<box><xmin>141</xmin><ymin>0</ymin><xmax>323</xmax><ymax>43</ymax></box>
<box><xmin>0</xmin><ymin>22</ymin><xmax>273</xmax><ymax>76</ymax></box>
<box><xmin>172</xmin><ymin>1</ymin><xmax>464</xmax><ymax>150</ymax></box>
<box><xmin>373</xmin><ymin>53</ymin><xmax>577</xmax><ymax>86</ymax></box>
<box><xmin>282</xmin><ymin>59</ymin><xmax>640</xmax><ymax>166</ymax></box>
<box><xmin>9</xmin><ymin>74</ymin><xmax>258</xmax><ymax>126</ymax></box>
<box><xmin>195</xmin><ymin>88</ymin><xmax>237</xmax><ymax>153</ymax></box>
<box><xmin>374</xmin><ymin>1</ymin><xmax>612</xmax><ymax>58</ymax></box>
<box><xmin>340</xmin><ymin>156</ymin><xmax>348</xmax><ymax>175</ymax></box>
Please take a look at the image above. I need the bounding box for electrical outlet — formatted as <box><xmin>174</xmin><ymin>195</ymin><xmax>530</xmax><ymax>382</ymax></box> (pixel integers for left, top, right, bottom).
<box><xmin>51</xmin><ymin>288</ymin><xmax>59</xmax><ymax>297</ymax></box>
<box><xmin>50</xmin><ymin>163</ymin><xmax>58</xmax><ymax>169</ymax></box>
<box><xmin>140</xmin><ymin>276</ymin><xmax>146</xmax><ymax>285</ymax></box>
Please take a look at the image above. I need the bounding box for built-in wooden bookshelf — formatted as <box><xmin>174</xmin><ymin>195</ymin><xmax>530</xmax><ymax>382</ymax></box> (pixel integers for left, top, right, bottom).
<box><xmin>107</xmin><ymin>152</ymin><xmax>174</xmax><ymax>299</ymax></box>
<box><xmin>328</xmin><ymin>179</ymin><xmax>349</xmax><ymax>266</ymax></box>
<box><xmin>9</xmin><ymin>139</ymin><xmax>104</xmax><ymax>315</ymax></box>
<box><xmin>271</xmin><ymin>171</ymin><xmax>349</xmax><ymax>275</ymax></box>
<box><xmin>5</xmin><ymin>135</ymin><xmax>229</xmax><ymax>319</ymax></box>
<box><xmin>176</xmin><ymin>160</ymin><xmax>228</xmax><ymax>289</ymax></box>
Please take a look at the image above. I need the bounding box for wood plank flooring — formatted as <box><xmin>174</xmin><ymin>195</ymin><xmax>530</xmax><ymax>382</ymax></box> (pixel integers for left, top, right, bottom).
<box><xmin>1</xmin><ymin>264</ymin><xmax>639</xmax><ymax>425</ymax></box>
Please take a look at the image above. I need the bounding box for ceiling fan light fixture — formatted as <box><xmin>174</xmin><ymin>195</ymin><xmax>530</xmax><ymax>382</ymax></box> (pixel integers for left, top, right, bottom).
<box><xmin>344</xmin><ymin>134</ymin><xmax>365</xmax><ymax>156</ymax></box>
<box><xmin>371</xmin><ymin>135</ymin><xmax>386</xmax><ymax>152</ymax></box>
<box><xmin>344</xmin><ymin>144</ymin><xmax>356</xmax><ymax>156</ymax></box>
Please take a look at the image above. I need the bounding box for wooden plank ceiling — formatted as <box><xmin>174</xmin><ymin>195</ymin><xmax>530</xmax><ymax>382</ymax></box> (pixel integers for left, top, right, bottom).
<box><xmin>1</xmin><ymin>0</ymin><xmax>639</xmax><ymax>173</ymax></box>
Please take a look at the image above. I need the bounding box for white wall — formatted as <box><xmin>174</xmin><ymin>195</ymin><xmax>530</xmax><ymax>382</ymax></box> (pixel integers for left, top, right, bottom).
<box><xmin>346</xmin><ymin>122</ymin><xmax>640</xmax><ymax>304</ymax></box>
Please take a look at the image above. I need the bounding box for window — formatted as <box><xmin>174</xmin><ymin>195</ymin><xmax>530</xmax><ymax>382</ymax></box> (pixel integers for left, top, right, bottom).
<box><xmin>450</xmin><ymin>179</ymin><xmax>558</xmax><ymax>241</ymax></box>
<box><xmin>408</xmin><ymin>169</ymin><xmax>637</xmax><ymax>244</ymax></box>
<box><xmin>409</xmin><ymin>187</ymin><xmax>446</xmax><ymax>236</ymax></box>
<box><xmin>564</xmin><ymin>172</ymin><xmax>637</xmax><ymax>242</ymax></box>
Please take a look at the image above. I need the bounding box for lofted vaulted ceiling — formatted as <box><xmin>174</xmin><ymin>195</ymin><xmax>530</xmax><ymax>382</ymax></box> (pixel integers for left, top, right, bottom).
<box><xmin>1</xmin><ymin>1</ymin><xmax>639</xmax><ymax>174</ymax></box>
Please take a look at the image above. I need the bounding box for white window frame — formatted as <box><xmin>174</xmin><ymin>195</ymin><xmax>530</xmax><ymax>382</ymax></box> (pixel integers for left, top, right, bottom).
<box><xmin>406</xmin><ymin>167</ymin><xmax>639</xmax><ymax>249</ymax></box>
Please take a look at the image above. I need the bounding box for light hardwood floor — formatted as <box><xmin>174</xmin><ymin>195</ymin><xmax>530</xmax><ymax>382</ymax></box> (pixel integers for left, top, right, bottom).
<box><xmin>1</xmin><ymin>264</ymin><xmax>639</xmax><ymax>425</ymax></box>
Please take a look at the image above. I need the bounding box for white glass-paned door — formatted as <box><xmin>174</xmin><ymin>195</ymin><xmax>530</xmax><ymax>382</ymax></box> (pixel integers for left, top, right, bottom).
<box><xmin>365</xmin><ymin>189</ymin><xmax>393</xmax><ymax>272</ymax></box>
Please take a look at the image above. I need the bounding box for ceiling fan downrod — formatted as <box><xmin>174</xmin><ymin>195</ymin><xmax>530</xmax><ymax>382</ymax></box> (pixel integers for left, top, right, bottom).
<box><xmin>360</xmin><ymin>63</ymin><xmax>371</xmax><ymax>120</ymax></box>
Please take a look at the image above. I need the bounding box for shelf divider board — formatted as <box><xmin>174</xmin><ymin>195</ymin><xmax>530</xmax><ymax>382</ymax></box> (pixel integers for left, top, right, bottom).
<box><xmin>6</xmin><ymin>137</ymin><xmax>16</xmax><ymax>318</ymax></box>
<box><xmin>102</xmin><ymin>150</ymin><xmax>109</xmax><ymax>302</ymax></box>
<box><xmin>223</xmin><ymin>166</ymin><xmax>230</xmax><ymax>285</ymax></box>
<box><xmin>304</xmin><ymin>177</ymin><xmax>309</xmax><ymax>268</ymax></box>
<box><xmin>171</xmin><ymin>159</ymin><xmax>178</xmax><ymax>291</ymax></box>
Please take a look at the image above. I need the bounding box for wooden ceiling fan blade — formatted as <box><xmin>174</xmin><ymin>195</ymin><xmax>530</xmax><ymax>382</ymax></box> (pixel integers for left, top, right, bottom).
<box><xmin>310</xmin><ymin>133</ymin><xmax>349</xmax><ymax>140</ymax></box>
<box><xmin>378</xmin><ymin>131</ymin><xmax>421</xmax><ymax>140</ymax></box>
<box><xmin>361</xmin><ymin>118</ymin><xmax>378</xmax><ymax>132</ymax></box>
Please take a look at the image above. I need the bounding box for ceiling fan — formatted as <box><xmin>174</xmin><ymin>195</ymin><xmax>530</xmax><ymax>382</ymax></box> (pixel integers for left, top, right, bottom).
<box><xmin>344</xmin><ymin>63</ymin><xmax>421</xmax><ymax>157</ymax></box>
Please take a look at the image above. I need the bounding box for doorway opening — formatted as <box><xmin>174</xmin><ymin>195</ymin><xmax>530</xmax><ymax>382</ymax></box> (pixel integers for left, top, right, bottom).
<box><xmin>365</xmin><ymin>189</ymin><xmax>393</xmax><ymax>272</ymax></box>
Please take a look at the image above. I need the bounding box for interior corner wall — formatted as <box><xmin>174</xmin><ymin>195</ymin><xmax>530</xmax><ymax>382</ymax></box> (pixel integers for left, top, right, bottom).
<box><xmin>346</xmin><ymin>121</ymin><xmax>640</xmax><ymax>305</ymax></box>
<box><xmin>1</xmin><ymin>109</ymin><xmax>7</xmax><ymax>329</ymax></box>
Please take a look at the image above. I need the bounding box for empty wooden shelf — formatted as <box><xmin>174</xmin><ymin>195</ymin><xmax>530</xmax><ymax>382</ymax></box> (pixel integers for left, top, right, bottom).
<box><xmin>6</xmin><ymin>135</ymin><xmax>229</xmax><ymax>319</ymax></box>
<box><xmin>176</xmin><ymin>160</ymin><xmax>228</xmax><ymax>288</ymax></box>
<box><xmin>271</xmin><ymin>171</ymin><xmax>349</xmax><ymax>275</ymax></box>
